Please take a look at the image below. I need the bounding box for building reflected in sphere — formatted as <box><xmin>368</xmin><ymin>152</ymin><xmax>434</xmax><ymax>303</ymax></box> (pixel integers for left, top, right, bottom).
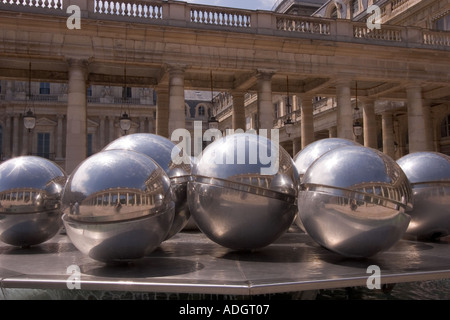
<box><xmin>0</xmin><ymin>156</ymin><xmax>67</xmax><ymax>247</ymax></box>
<box><xmin>397</xmin><ymin>152</ymin><xmax>450</xmax><ymax>241</ymax></box>
<box><xmin>103</xmin><ymin>133</ymin><xmax>192</xmax><ymax>240</ymax></box>
<box><xmin>298</xmin><ymin>146</ymin><xmax>412</xmax><ymax>258</ymax></box>
<box><xmin>294</xmin><ymin>138</ymin><xmax>361</xmax><ymax>182</ymax></box>
<box><xmin>62</xmin><ymin>149</ymin><xmax>175</xmax><ymax>263</ymax></box>
<box><xmin>188</xmin><ymin>133</ymin><xmax>299</xmax><ymax>251</ymax></box>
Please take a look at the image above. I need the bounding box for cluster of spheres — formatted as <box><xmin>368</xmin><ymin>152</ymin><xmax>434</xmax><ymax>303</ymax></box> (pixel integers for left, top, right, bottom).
<box><xmin>1</xmin><ymin>132</ymin><xmax>450</xmax><ymax>262</ymax></box>
<box><xmin>61</xmin><ymin>134</ymin><xmax>190</xmax><ymax>263</ymax></box>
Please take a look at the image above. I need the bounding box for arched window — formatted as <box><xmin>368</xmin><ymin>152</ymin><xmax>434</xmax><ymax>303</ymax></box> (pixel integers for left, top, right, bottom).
<box><xmin>441</xmin><ymin>114</ymin><xmax>450</xmax><ymax>138</ymax></box>
<box><xmin>37</xmin><ymin>133</ymin><xmax>51</xmax><ymax>159</ymax></box>
<box><xmin>198</xmin><ymin>106</ymin><xmax>205</xmax><ymax>117</ymax></box>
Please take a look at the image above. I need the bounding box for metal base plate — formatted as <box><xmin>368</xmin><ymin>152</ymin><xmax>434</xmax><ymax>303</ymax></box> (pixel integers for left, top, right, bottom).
<box><xmin>1</xmin><ymin>226</ymin><xmax>450</xmax><ymax>297</ymax></box>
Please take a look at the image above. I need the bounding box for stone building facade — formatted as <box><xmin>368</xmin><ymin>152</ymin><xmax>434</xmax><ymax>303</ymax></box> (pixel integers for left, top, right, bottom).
<box><xmin>0</xmin><ymin>0</ymin><xmax>449</xmax><ymax>173</ymax></box>
<box><xmin>0</xmin><ymin>79</ymin><xmax>212</xmax><ymax>169</ymax></box>
<box><xmin>212</xmin><ymin>0</ymin><xmax>450</xmax><ymax>158</ymax></box>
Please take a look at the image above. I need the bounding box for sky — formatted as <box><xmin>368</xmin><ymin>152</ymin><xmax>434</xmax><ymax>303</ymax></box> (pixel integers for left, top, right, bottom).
<box><xmin>184</xmin><ymin>0</ymin><xmax>276</xmax><ymax>11</ymax></box>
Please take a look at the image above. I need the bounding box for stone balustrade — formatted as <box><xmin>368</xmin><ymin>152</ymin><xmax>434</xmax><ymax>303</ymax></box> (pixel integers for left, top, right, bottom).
<box><xmin>190</xmin><ymin>5</ymin><xmax>251</xmax><ymax>28</ymax></box>
<box><xmin>276</xmin><ymin>15</ymin><xmax>331</xmax><ymax>35</ymax></box>
<box><xmin>0</xmin><ymin>0</ymin><xmax>448</xmax><ymax>49</ymax></box>
<box><xmin>1</xmin><ymin>0</ymin><xmax>62</xmax><ymax>9</ymax></box>
<box><xmin>423</xmin><ymin>30</ymin><xmax>450</xmax><ymax>46</ymax></box>
<box><xmin>93</xmin><ymin>0</ymin><xmax>162</xmax><ymax>19</ymax></box>
<box><xmin>353</xmin><ymin>24</ymin><xmax>403</xmax><ymax>42</ymax></box>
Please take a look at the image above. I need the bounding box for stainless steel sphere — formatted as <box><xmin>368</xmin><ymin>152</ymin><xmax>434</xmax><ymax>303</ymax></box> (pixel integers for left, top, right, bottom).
<box><xmin>293</xmin><ymin>138</ymin><xmax>360</xmax><ymax>232</ymax></box>
<box><xmin>103</xmin><ymin>133</ymin><xmax>191</xmax><ymax>239</ymax></box>
<box><xmin>0</xmin><ymin>156</ymin><xmax>67</xmax><ymax>247</ymax></box>
<box><xmin>294</xmin><ymin>138</ymin><xmax>360</xmax><ymax>181</ymax></box>
<box><xmin>298</xmin><ymin>146</ymin><xmax>412</xmax><ymax>258</ymax></box>
<box><xmin>62</xmin><ymin>149</ymin><xmax>175</xmax><ymax>263</ymax></box>
<box><xmin>188</xmin><ymin>133</ymin><xmax>298</xmax><ymax>251</ymax></box>
<box><xmin>397</xmin><ymin>152</ymin><xmax>450</xmax><ymax>240</ymax></box>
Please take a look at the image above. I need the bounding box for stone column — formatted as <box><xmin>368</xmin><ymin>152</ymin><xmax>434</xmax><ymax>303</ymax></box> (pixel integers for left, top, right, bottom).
<box><xmin>300</xmin><ymin>94</ymin><xmax>315</xmax><ymax>149</ymax></box>
<box><xmin>65</xmin><ymin>59</ymin><xmax>88</xmax><ymax>174</ymax></box>
<box><xmin>148</xmin><ymin>118</ymin><xmax>154</xmax><ymax>134</ymax></box>
<box><xmin>168</xmin><ymin>67</ymin><xmax>185</xmax><ymax>137</ymax></box>
<box><xmin>382</xmin><ymin>112</ymin><xmax>396</xmax><ymax>159</ymax></box>
<box><xmin>293</xmin><ymin>95</ymin><xmax>299</xmax><ymax>112</ymax></box>
<box><xmin>329</xmin><ymin>126</ymin><xmax>337</xmax><ymax>138</ymax></box>
<box><xmin>257</xmin><ymin>71</ymin><xmax>274</xmax><ymax>132</ymax></box>
<box><xmin>155</xmin><ymin>86</ymin><xmax>169</xmax><ymax>138</ymax></box>
<box><xmin>293</xmin><ymin>138</ymin><xmax>302</xmax><ymax>157</ymax></box>
<box><xmin>407</xmin><ymin>84</ymin><xmax>433</xmax><ymax>153</ymax></box>
<box><xmin>56</xmin><ymin>114</ymin><xmax>64</xmax><ymax>160</ymax></box>
<box><xmin>108</xmin><ymin>116</ymin><xmax>115</xmax><ymax>143</ymax></box>
<box><xmin>12</xmin><ymin>114</ymin><xmax>19</xmax><ymax>157</ymax></box>
<box><xmin>232</xmin><ymin>90</ymin><xmax>246</xmax><ymax>131</ymax></box>
<box><xmin>336</xmin><ymin>80</ymin><xmax>354</xmax><ymax>140</ymax></box>
<box><xmin>362</xmin><ymin>99</ymin><xmax>378</xmax><ymax>149</ymax></box>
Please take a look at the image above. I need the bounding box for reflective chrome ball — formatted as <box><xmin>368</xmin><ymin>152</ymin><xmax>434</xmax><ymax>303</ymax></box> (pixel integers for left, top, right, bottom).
<box><xmin>397</xmin><ymin>152</ymin><xmax>450</xmax><ymax>240</ymax></box>
<box><xmin>62</xmin><ymin>149</ymin><xmax>175</xmax><ymax>263</ymax></box>
<box><xmin>294</xmin><ymin>138</ymin><xmax>360</xmax><ymax>181</ymax></box>
<box><xmin>188</xmin><ymin>133</ymin><xmax>298</xmax><ymax>251</ymax></box>
<box><xmin>103</xmin><ymin>133</ymin><xmax>191</xmax><ymax>239</ymax></box>
<box><xmin>0</xmin><ymin>156</ymin><xmax>67</xmax><ymax>247</ymax></box>
<box><xmin>298</xmin><ymin>146</ymin><xmax>412</xmax><ymax>258</ymax></box>
<box><xmin>293</xmin><ymin>138</ymin><xmax>360</xmax><ymax>232</ymax></box>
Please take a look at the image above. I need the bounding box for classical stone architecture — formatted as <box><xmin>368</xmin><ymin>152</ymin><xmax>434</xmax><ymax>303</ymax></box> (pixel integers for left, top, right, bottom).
<box><xmin>273</xmin><ymin>0</ymin><xmax>328</xmax><ymax>16</ymax></box>
<box><xmin>0</xmin><ymin>0</ymin><xmax>449</xmax><ymax>173</ymax></box>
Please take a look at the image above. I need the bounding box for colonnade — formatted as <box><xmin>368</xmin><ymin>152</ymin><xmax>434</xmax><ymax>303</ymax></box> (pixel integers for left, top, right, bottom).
<box><xmin>16</xmin><ymin>59</ymin><xmax>433</xmax><ymax>173</ymax></box>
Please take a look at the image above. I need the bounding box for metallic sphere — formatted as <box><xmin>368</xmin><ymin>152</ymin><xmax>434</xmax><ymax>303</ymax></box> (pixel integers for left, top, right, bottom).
<box><xmin>294</xmin><ymin>138</ymin><xmax>361</xmax><ymax>181</ymax></box>
<box><xmin>293</xmin><ymin>138</ymin><xmax>360</xmax><ymax>232</ymax></box>
<box><xmin>298</xmin><ymin>146</ymin><xmax>412</xmax><ymax>258</ymax></box>
<box><xmin>397</xmin><ymin>152</ymin><xmax>450</xmax><ymax>240</ymax></box>
<box><xmin>0</xmin><ymin>156</ymin><xmax>67</xmax><ymax>247</ymax></box>
<box><xmin>188</xmin><ymin>133</ymin><xmax>298</xmax><ymax>251</ymax></box>
<box><xmin>62</xmin><ymin>149</ymin><xmax>175</xmax><ymax>263</ymax></box>
<box><xmin>103</xmin><ymin>133</ymin><xmax>191</xmax><ymax>239</ymax></box>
